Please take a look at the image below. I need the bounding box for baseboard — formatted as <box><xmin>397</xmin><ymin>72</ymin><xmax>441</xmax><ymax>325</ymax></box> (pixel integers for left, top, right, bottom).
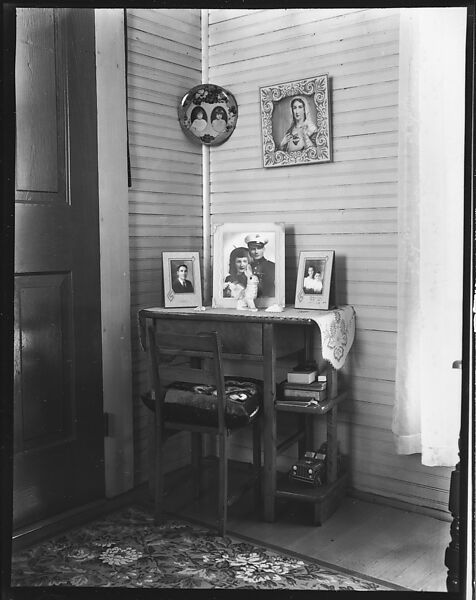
<box><xmin>12</xmin><ymin>484</ymin><xmax>149</xmax><ymax>552</ymax></box>
<box><xmin>348</xmin><ymin>487</ymin><xmax>452</xmax><ymax>522</ymax></box>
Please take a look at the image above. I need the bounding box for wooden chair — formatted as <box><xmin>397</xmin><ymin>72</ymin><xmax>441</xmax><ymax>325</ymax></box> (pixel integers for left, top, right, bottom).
<box><xmin>146</xmin><ymin>326</ymin><xmax>262</xmax><ymax>536</ymax></box>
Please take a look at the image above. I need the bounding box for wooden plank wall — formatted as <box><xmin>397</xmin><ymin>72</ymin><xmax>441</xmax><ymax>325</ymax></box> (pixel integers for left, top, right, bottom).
<box><xmin>126</xmin><ymin>8</ymin><xmax>202</xmax><ymax>483</ymax></box>
<box><xmin>207</xmin><ymin>8</ymin><xmax>451</xmax><ymax>515</ymax></box>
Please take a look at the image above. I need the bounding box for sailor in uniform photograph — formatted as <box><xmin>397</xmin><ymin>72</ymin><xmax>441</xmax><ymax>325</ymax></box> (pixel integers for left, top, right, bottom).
<box><xmin>244</xmin><ymin>233</ymin><xmax>276</xmax><ymax>297</ymax></box>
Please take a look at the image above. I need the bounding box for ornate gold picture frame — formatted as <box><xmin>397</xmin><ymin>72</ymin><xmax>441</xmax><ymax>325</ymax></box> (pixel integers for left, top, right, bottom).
<box><xmin>260</xmin><ymin>75</ymin><xmax>332</xmax><ymax>168</ymax></box>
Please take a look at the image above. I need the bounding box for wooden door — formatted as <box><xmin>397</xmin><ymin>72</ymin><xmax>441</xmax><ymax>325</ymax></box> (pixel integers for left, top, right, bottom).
<box><xmin>14</xmin><ymin>8</ymin><xmax>104</xmax><ymax>528</ymax></box>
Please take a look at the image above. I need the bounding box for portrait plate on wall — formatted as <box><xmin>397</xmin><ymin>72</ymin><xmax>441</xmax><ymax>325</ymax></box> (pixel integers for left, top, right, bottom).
<box><xmin>294</xmin><ymin>250</ymin><xmax>335</xmax><ymax>310</ymax></box>
<box><xmin>178</xmin><ymin>84</ymin><xmax>238</xmax><ymax>147</ymax></box>
<box><xmin>259</xmin><ymin>75</ymin><xmax>332</xmax><ymax>168</ymax></box>
<box><xmin>212</xmin><ymin>222</ymin><xmax>285</xmax><ymax>310</ymax></box>
<box><xmin>162</xmin><ymin>252</ymin><xmax>202</xmax><ymax>308</ymax></box>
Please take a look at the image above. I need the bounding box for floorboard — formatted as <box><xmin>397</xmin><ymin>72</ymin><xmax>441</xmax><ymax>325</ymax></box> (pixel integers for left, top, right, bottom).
<box><xmin>13</xmin><ymin>459</ymin><xmax>449</xmax><ymax>592</ymax></box>
<box><xmin>157</xmin><ymin>459</ymin><xmax>449</xmax><ymax>592</ymax></box>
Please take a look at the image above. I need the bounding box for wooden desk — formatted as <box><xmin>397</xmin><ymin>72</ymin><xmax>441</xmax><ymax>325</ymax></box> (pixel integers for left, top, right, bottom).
<box><xmin>139</xmin><ymin>305</ymin><xmax>354</xmax><ymax>523</ymax></box>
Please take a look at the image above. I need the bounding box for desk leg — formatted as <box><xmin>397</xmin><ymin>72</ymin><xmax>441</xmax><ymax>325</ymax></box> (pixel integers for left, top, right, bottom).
<box><xmin>327</xmin><ymin>367</ymin><xmax>338</xmax><ymax>483</ymax></box>
<box><xmin>326</xmin><ymin>405</ymin><xmax>338</xmax><ymax>483</ymax></box>
<box><xmin>263</xmin><ymin>323</ymin><xmax>277</xmax><ymax>522</ymax></box>
<box><xmin>303</xmin><ymin>325</ymin><xmax>315</xmax><ymax>454</ymax></box>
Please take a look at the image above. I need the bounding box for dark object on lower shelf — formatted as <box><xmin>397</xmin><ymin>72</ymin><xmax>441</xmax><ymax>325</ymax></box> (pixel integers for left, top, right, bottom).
<box><xmin>289</xmin><ymin>450</ymin><xmax>326</xmax><ymax>487</ymax></box>
<box><xmin>288</xmin><ymin>442</ymin><xmax>328</xmax><ymax>487</ymax></box>
<box><xmin>288</xmin><ymin>442</ymin><xmax>344</xmax><ymax>488</ymax></box>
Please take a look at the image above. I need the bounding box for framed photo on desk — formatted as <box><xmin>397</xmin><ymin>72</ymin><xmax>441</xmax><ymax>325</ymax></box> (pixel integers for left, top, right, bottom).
<box><xmin>162</xmin><ymin>251</ymin><xmax>202</xmax><ymax>308</ymax></box>
<box><xmin>294</xmin><ymin>250</ymin><xmax>335</xmax><ymax>310</ymax></box>
<box><xmin>212</xmin><ymin>222</ymin><xmax>285</xmax><ymax>309</ymax></box>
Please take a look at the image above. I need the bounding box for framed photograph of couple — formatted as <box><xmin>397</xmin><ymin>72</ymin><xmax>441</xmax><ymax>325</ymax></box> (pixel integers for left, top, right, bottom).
<box><xmin>162</xmin><ymin>251</ymin><xmax>202</xmax><ymax>308</ymax></box>
<box><xmin>259</xmin><ymin>75</ymin><xmax>332</xmax><ymax>168</ymax></box>
<box><xmin>212</xmin><ymin>222</ymin><xmax>285</xmax><ymax>310</ymax></box>
<box><xmin>294</xmin><ymin>250</ymin><xmax>335</xmax><ymax>310</ymax></box>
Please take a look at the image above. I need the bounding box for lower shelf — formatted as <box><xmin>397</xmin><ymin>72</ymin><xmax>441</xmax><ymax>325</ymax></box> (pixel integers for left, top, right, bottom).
<box><xmin>275</xmin><ymin>470</ymin><xmax>349</xmax><ymax>525</ymax></box>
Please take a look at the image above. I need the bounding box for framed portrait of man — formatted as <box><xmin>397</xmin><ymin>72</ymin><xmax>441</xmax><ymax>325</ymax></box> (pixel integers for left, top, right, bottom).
<box><xmin>259</xmin><ymin>75</ymin><xmax>332</xmax><ymax>168</ymax></box>
<box><xmin>162</xmin><ymin>251</ymin><xmax>202</xmax><ymax>308</ymax></box>
<box><xmin>212</xmin><ymin>222</ymin><xmax>285</xmax><ymax>309</ymax></box>
<box><xmin>294</xmin><ymin>250</ymin><xmax>335</xmax><ymax>310</ymax></box>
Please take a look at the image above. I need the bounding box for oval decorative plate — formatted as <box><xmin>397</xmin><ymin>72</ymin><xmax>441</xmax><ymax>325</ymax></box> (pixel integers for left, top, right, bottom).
<box><xmin>178</xmin><ymin>84</ymin><xmax>238</xmax><ymax>147</ymax></box>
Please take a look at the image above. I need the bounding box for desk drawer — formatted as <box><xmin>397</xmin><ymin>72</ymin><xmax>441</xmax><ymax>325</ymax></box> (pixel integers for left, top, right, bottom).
<box><xmin>153</xmin><ymin>320</ymin><xmax>263</xmax><ymax>357</ymax></box>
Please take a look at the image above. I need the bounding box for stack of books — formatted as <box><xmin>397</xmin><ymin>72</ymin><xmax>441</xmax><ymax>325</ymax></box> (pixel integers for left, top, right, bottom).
<box><xmin>276</xmin><ymin>379</ymin><xmax>327</xmax><ymax>408</ymax></box>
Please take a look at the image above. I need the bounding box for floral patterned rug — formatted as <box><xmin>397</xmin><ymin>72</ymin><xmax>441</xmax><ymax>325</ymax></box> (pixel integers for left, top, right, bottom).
<box><xmin>11</xmin><ymin>505</ymin><xmax>398</xmax><ymax>590</ymax></box>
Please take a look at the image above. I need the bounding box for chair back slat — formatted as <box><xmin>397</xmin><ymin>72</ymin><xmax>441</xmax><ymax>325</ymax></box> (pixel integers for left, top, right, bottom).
<box><xmin>158</xmin><ymin>365</ymin><xmax>216</xmax><ymax>386</ymax></box>
<box><xmin>153</xmin><ymin>331</ymin><xmax>219</xmax><ymax>356</ymax></box>
<box><xmin>158</xmin><ymin>348</ymin><xmax>215</xmax><ymax>360</ymax></box>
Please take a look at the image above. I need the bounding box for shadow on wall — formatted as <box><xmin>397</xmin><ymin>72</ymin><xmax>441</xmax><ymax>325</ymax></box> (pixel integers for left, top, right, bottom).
<box><xmin>284</xmin><ymin>226</ymin><xmax>296</xmax><ymax>305</ymax></box>
<box><xmin>334</xmin><ymin>254</ymin><xmax>347</xmax><ymax>305</ymax></box>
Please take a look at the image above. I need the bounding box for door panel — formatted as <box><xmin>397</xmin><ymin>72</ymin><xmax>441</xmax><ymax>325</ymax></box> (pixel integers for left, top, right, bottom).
<box><xmin>15</xmin><ymin>8</ymin><xmax>66</xmax><ymax>201</ymax></box>
<box><xmin>14</xmin><ymin>8</ymin><xmax>104</xmax><ymax>529</ymax></box>
<box><xmin>14</xmin><ymin>204</ymin><xmax>72</xmax><ymax>272</ymax></box>
<box><xmin>14</xmin><ymin>274</ymin><xmax>73</xmax><ymax>449</ymax></box>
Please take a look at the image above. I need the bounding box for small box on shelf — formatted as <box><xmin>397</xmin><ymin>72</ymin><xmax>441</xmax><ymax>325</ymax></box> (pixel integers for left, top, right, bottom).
<box><xmin>287</xmin><ymin>371</ymin><xmax>316</xmax><ymax>384</ymax></box>
<box><xmin>287</xmin><ymin>361</ymin><xmax>317</xmax><ymax>384</ymax></box>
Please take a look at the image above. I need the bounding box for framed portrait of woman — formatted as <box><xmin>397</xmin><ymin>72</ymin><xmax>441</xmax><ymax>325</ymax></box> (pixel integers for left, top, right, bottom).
<box><xmin>162</xmin><ymin>251</ymin><xmax>202</xmax><ymax>308</ymax></box>
<box><xmin>294</xmin><ymin>250</ymin><xmax>335</xmax><ymax>310</ymax></box>
<box><xmin>259</xmin><ymin>75</ymin><xmax>332</xmax><ymax>168</ymax></box>
<box><xmin>212</xmin><ymin>222</ymin><xmax>285</xmax><ymax>309</ymax></box>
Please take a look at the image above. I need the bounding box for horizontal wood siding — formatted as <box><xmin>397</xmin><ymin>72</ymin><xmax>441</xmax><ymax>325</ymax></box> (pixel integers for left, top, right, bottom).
<box><xmin>207</xmin><ymin>8</ymin><xmax>451</xmax><ymax>514</ymax></box>
<box><xmin>127</xmin><ymin>8</ymin><xmax>202</xmax><ymax>484</ymax></box>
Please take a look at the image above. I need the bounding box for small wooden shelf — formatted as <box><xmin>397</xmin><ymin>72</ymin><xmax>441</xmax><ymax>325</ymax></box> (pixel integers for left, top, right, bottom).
<box><xmin>276</xmin><ymin>470</ymin><xmax>349</xmax><ymax>525</ymax></box>
<box><xmin>271</xmin><ymin>384</ymin><xmax>347</xmax><ymax>525</ymax></box>
<box><xmin>275</xmin><ymin>390</ymin><xmax>347</xmax><ymax>414</ymax></box>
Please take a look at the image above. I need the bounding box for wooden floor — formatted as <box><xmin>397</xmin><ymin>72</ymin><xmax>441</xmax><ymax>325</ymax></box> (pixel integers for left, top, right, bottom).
<box><xmin>156</xmin><ymin>460</ymin><xmax>450</xmax><ymax>592</ymax></box>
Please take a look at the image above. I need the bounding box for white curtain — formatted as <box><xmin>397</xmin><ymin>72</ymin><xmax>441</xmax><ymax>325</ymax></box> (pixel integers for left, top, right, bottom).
<box><xmin>393</xmin><ymin>8</ymin><xmax>466</xmax><ymax>467</ymax></box>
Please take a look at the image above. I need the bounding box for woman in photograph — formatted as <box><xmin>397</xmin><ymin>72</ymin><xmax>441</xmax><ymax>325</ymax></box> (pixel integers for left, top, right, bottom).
<box><xmin>190</xmin><ymin>106</ymin><xmax>207</xmax><ymax>135</ymax></box>
<box><xmin>211</xmin><ymin>106</ymin><xmax>228</xmax><ymax>133</ymax></box>
<box><xmin>223</xmin><ymin>247</ymin><xmax>250</xmax><ymax>298</ymax></box>
<box><xmin>313</xmin><ymin>270</ymin><xmax>323</xmax><ymax>294</ymax></box>
<box><xmin>279</xmin><ymin>96</ymin><xmax>317</xmax><ymax>152</ymax></box>
<box><xmin>303</xmin><ymin>264</ymin><xmax>318</xmax><ymax>293</ymax></box>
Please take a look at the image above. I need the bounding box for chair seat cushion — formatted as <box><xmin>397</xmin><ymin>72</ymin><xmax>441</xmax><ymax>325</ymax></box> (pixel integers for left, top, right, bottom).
<box><xmin>163</xmin><ymin>376</ymin><xmax>262</xmax><ymax>428</ymax></box>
